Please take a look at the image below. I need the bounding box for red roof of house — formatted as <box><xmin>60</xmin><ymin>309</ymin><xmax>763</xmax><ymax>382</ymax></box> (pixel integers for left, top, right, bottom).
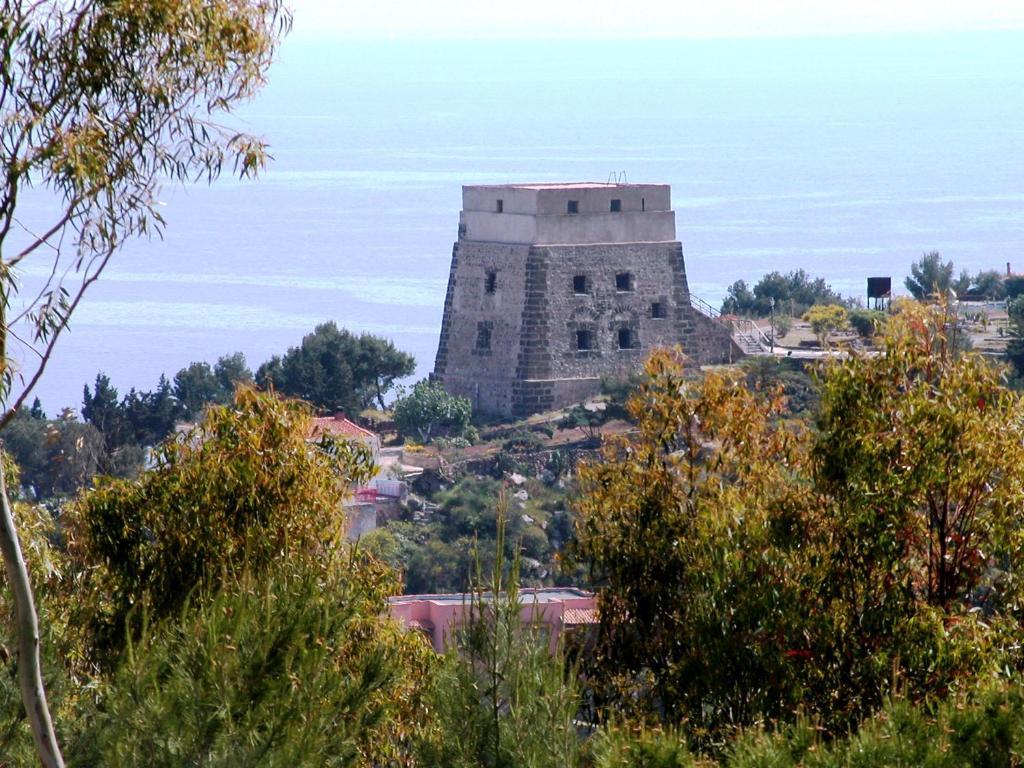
<box><xmin>563</xmin><ymin>608</ymin><xmax>598</xmax><ymax>626</ymax></box>
<box><xmin>309</xmin><ymin>414</ymin><xmax>378</xmax><ymax>441</ymax></box>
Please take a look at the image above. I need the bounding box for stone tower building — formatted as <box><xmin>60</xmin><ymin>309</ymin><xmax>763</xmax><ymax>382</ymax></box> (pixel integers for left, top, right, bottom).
<box><xmin>432</xmin><ymin>182</ymin><xmax>735</xmax><ymax>417</ymax></box>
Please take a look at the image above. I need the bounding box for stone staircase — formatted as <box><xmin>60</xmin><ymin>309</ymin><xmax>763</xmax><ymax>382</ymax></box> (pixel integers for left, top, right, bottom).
<box><xmin>690</xmin><ymin>295</ymin><xmax>771</xmax><ymax>357</ymax></box>
<box><xmin>732</xmin><ymin>325</ymin><xmax>767</xmax><ymax>355</ymax></box>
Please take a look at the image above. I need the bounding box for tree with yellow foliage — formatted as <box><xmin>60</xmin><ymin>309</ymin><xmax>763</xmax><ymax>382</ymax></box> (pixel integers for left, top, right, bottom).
<box><xmin>573</xmin><ymin>303</ymin><xmax>1024</xmax><ymax>738</ymax></box>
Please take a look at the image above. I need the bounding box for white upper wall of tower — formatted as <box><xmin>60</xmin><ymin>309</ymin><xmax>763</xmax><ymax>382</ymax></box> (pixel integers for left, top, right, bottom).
<box><xmin>458</xmin><ymin>182</ymin><xmax>676</xmax><ymax>244</ymax></box>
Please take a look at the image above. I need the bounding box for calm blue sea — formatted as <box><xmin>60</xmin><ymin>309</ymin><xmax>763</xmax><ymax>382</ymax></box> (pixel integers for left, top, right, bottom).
<box><xmin>17</xmin><ymin>33</ymin><xmax>1024</xmax><ymax>411</ymax></box>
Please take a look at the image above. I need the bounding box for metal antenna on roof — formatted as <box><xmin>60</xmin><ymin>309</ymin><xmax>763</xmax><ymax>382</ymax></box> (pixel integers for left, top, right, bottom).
<box><xmin>607</xmin><ymin>171</ymin><xmax>617</xmax><ymax>184</ymax></box>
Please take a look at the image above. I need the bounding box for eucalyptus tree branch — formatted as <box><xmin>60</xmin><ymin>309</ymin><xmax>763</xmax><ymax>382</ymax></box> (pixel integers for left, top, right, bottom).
<box><xmin>0</xmin><ymin>241</ymin><xmax>115</xmax><ymax>431</ymax></box>
<box><xmin>4</xmin><ymin>203</ymin><xmax>79</xmax><ymax>269</ymax></box>
<box><xmin>0</xmin><ymin>5</ymin><xmax>289</xmax><ymax>764</ymax></box>
<box><xmin>0</xmin><ymin>462</ymin><xmax>62</xmax><ymax>767</ymax></box>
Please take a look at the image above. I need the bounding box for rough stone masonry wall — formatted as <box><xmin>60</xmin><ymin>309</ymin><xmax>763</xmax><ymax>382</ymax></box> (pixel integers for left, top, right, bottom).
<box><xmin>511</xmin><ymin>242</ymin><xmax>735</xmax><ymax>415</ymax></box>
<box><xmin>434</xmin><ymin>239</ymin><xmax>737</xmax><ymax>418</ymax></box>
<box><xmin>433</xmin><ymin>241</ymin><xmax>532</xmax><ymax>414</ymax></box>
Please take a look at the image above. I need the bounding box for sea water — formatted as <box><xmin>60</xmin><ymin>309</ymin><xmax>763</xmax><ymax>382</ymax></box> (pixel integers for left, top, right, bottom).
<box><xmin>15</xmin><ymin>33</ymin><xmax>1024</xmax><ymax>411</ymax></box>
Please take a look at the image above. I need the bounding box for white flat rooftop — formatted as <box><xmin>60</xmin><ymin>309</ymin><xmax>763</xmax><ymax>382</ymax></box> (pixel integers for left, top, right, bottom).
<box><xmin>469</xmin><ymin>181</ymin><xmax>655</xmax><ymax>191</ymax></box>
<box><xmin>459</xmin><ymin>181</ymin><xmax>675</xmax><ymax>243</ymax></box>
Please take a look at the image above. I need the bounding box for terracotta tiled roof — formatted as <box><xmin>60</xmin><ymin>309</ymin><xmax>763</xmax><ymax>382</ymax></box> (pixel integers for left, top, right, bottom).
<box><xmin>563</xmin><ymin>608</ymin><xmax>598</xmax><ymax>626</ymax></box>
<box><xmin>309</xmin><ymin>414</ymin><xmax>377</xmax><ymax>441</ymax></box>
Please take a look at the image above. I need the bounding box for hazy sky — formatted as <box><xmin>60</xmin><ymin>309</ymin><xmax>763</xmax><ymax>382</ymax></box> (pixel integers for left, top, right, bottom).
<box><xmin>289</xmin><ymin>0</ymin><xmax>1024</xmax><ymax>39</ymax></box>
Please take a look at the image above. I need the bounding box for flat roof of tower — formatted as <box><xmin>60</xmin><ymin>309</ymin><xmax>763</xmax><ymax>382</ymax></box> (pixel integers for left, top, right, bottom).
<box><xmin>466</xmin><ymin>181</ymin><xmax>665</xmax><ymax>190</ymax></box>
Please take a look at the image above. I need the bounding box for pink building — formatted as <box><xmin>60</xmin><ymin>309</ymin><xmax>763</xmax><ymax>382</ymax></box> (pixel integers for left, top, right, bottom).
<box><xmin>388</xmin><ymin>588</ymin><xmax>597</xmax><ymax>653</ymax></box>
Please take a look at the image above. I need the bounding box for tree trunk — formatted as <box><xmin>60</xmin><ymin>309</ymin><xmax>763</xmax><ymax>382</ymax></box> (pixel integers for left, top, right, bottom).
<box><xmin>0</xmin><ymin>463</ymin><xmax>64</xmax><ymax>767</ymax></box>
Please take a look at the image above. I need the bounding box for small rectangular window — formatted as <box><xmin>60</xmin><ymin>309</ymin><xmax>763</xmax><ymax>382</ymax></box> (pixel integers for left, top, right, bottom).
<box><xmin>476</xmin><ymin>325</ymin><xmax>492</xmax><ymax>350</ymax></box>
<box><xmin>572</xmin><ymin>275</ymin><xmax>588</xmax><ymax>294</ymax></box>
<box><xmin>651</xmin><ymin>302</ymin><xmax>667</xmax><ymax>318</ymax></box>
<box><xmin>618</xmin><ymin>328</ymin><xmax>635</xmax><ymax>350</ymax></box>
<box><xmin>576</xmin><ymin>330</ymin><xmax>594</xmax><ymax>351</ymax></box>
<box><xmin>485</xmin><ymin>271</ymin><xmax>497</xmax><ymax>294</ymax></box>
<box><xmin>567</xmin><ymin>200</ymin><xmax>579</xmax><ymax>214</ymax></box>
<box><xmin>615</xmin><ymin>272</ymin><xmax>633</xmax><ymax>292</ymax></box>
<box><xmin>496</xmin><ymin>199</ymin><xmax>503</xmax><ymax>213</ymax></box>
<box><xmin>610</xmin><ymin>199</ymin><xmax>621</xmax><ymax>212</ymax></box>
<box><xmin>641</xmin><ymin>197</ymin><xmax>645</xmax><ymax>212</ymax></box>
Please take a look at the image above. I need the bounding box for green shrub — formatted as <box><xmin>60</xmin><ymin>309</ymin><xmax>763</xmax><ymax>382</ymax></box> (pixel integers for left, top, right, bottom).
<box><xmin>519</xmin><ymin>524</ymin><xmax>550</xmax><ymax>561</ymax></box>
<box><xmin>592</xmin><ymin>684</ymin><xmax>1024</xmax><ymax>768</ymax></box>
<box><xmin>803</xmin><ymin>304</ymin><xmax>848</xmax><ymax>346</ymax></box>
<box><xmin>848</xmin><ymin>308</ymin><xmax>886</xmax><ymax>339</ymax></box>
<box><xmin>533</xmin><ymin>422</ymin><xmax>558</xmax><ymax>439</ymax></box>
<box><xmin>601</xmin><ymin>372</ymin><xmax>645</xmax><ymax>405</ymax></box>
<box><xmin>589</xmin><ymin>724</ymin><xmax>695</xmax><ymax>768</ymax></box>
<box><xmin>393</xmin><ymin>380</ymin><xmax>472</xmax><ymax>444</ymax></box>
<box><xmin>434</xmin><ymin>435</ymin><xmax>472</xmax><ymax>450</ymax></box>
<box><xmin>1005</xmin><ymin>275</ymin><xmax>1024</xmax><ymax>299</ymax></box>
<box><xmin>559</xmin><ymin>405</ymin><xmax>607</xmax><ymax>441</ymax></box>
<box><xmin>772</xmin><ymin>314</ymin><xmax>793</xmax><ymax>339</ymax></box>
<box><xmin>503</xmin><ymin>430</ymin><xmax>545</xmax><ymax>452</ymax></box>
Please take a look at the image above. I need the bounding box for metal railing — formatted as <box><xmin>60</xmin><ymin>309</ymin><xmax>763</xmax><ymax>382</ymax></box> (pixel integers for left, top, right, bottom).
<box><xmin>690</xmin><ymin>293</ymin><xmax>772</xmax><ymax>354</ymax></box>
<box><xmin>731</xmin><ymin>318</ymin><xmax>773</xmax><ymax>350</ymax></box>
<box><xmin>689</xmin><ymin>294</ymin><xmax>722</xmax><ymax>320</ymax></box>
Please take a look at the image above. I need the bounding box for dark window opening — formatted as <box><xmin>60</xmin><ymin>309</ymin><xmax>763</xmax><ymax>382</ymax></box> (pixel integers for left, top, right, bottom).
<box><xmin>496</xmin><ymin>199</ymin><xmax>504</xmax><ymax>213</ymax></box>
<box><xmin>615</xmin><ymin>272</ymin><xmax>634</xmax><ymax>291</ymax></box>
<box><xmin>641</xmin><ymin>197</ymin><xmax>645</xmax><ymax>212</ymax></box>
<box><xmin>485</xmin><ymin>271</ymin><xmax>497</xmax><ymax>294</ymax></box>
<box><xmin>576</xmin><ymin>330</ymin><xmax>594</xmax><ymax>351</ymax></box>
<box><xmin>651</xmin><ymin>302</ymin><xmax>667</xmax><ymax>318</ymax></box>
<box><xmin>618</xmin><ymin>328</ymin><xmax>636</xmax><ymax>350</ymax></box>
<box><xmin>573</xmin><ymin>275</ymin><xmax>588</xmax><ymax>294</ymax></box>
<box><xmin>476</xmin><ymin>326</ymin><xmax>491</xmax><ymax>350</ymax></box>
<box><xmin>610</xmin><ymin>198</ymin><xmax>621</xmax><ymax>212</ymax></box>
<box><xmin>567</xmin><ymin>200</ymin><xmax>579</xmax><ymax>214</ymax></box>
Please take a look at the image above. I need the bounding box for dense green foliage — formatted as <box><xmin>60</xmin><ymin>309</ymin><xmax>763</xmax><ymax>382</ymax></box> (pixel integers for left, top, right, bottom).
<box><xmin>3</xmin><ymin>325</ymin><xmax>414</xmax><ymax>503</ymax></box>
<box><xmin>904</xmin><ymin>252</ymin><xmax>1006</xmax><ymax>301</ymax></box>
<box><xmin>367</xmin><ymin>475</ymin><xmax>568</xmax><ymax>594</ymax></box>
<box><xmin>64</xmin><ymin>387</ymin><xmax>375</xmax><ymax>664</ymax></box>
<box><xmin>971</xmin><ymin>268</ymin><xmax>1008</xmax><ymax>299</ymax></box>
<box><xmin>67</xmin><ymin>557</ymin><xmax>425</xmax><ymax>768</ymax></box>
<box><xmin>847</xmin><ymin>307</ymin><xmax>886</xmax><ymax>338</ymax></box>
<box><xmin>721</xmin><ymin>269</ymin><xmax>846</xmax><ymax>317</ymax></box>
<box><xmin>905</xmin><ymin>251</ymin><xmax>958</xmax><ymax>300</ymax></box>
<box><xmin>802</xmin><ymin>303</ymin><xmax>848</xmax><ymax>346</ymax></box>
<box><xmin>591</xmin><ymin>684</ymin><xmax>1024</xmax><ymax>767</ymax></box>
<box><xmin>1</xmin><ymin>407</ymin><xmax>108</xmax><ymax>499</ymax></box>
<box><xmin>173</xmin><ymin>353</ymin><xmax>254</xmax><ymax>419</ymax></box>
<box><xmin>1005</xmin><ymin>275</ymin><xmax>1024</xmax><ymax>300</ymax></box>
<box><xmin>558</xmin><ymin>404</ymin><xmax>609</xmax><ymax>442</ymax></box>
<box><xmin>393</xmin><ymin>379</ymin><xmax>473</xmax><ymax>444</ymax></box>
<box><xmin>0</xmin><ymin>388</ymin><xmax>432</xmax><ymax>765</ymax></box>
<box><xmin>256</xmin><ymin>322</ymin><xmax>415</xmax><ymax>413</ymax></box>
<box><xmin>1006</xmin><ymin>295</ymin><xmax>1024</xmax><ymax>383</ymax></box>
<box><xmin>741</xmin><ymin>357</ymin><xmax>818</xmax><ymax>416</ymax></box>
